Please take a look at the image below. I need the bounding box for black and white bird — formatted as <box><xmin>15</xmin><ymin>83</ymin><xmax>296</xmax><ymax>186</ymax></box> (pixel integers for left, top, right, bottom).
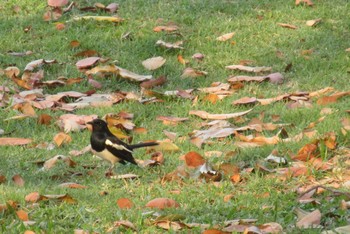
<box><xmin>87</xmin><ymin>119</ymin><xmax>158</xmax><ymax>169</ymax></box>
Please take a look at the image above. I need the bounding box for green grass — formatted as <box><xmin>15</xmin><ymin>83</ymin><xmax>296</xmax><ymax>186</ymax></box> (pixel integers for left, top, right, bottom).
<box><xmin>1</xmin><ymin>0</ymin><xmax>350</xmax><ymax>233</ymax></box>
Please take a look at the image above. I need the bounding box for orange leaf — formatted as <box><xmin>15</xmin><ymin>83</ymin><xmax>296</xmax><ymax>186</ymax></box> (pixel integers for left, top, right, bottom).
<box><xmin>146</xmin><ymin>198</ymin><xmax>179</xmax><ymax>209</ymax></box>
<box><xmin>203</xmin><ymin>230</ymin><xmax>230</xmax><ymax>234</ymax></box>
<box><xmin>293</xmin><ymin>143</ymin><xmax>318</xmax><ymax>161</ymax></box>
<box><xmin>184</xmin><ymin>151</ymin><xmax>206</xmax><ymax>167</ymax></box>
<box><xmin>53</xmin><ymin>132</ymin><xmax>72</xmax><ymax>147</ymax></box>
<box><xmin>117</xmin><ymin>198</ymin><xmax>133</xmax><ymax>209</ymax></box>
<box><xmin>177</xmin><ymin>54</ymin><xmax>187</xmax><ymax>65</ymax></box>
<box><xmin>16</xmin><ymin>209</ymin><xmax>29</xmax><ymax>221</ymax></box>
<box><xmin>58</xmin><ymin>182</ymin><xmax>87</xmax><ymax>189</ymax></box>
<box><xmin>230</xmin><ymin>173</ymin><xmax>241</xmax><ymax>183</ymax></box>
<box><xmin>38</xmin><ymin>113</ymin><xmax>52</xmax><ymax>125</ymax></box>
<box><xmin>25</xmin><ymin>192</ymin><xmax>41</xmax><ymax>203</ymax></box>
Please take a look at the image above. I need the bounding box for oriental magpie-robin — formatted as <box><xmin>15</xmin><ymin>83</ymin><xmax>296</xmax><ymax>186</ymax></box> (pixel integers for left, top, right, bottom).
<box><xmin>87</xmin><ymin>119</ymin><xmax>158</xmax><ymax>169</ymax></box>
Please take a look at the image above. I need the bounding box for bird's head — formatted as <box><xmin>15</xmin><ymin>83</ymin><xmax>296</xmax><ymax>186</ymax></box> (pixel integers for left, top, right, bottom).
<box><xmin>87</xmin><ymin>119</ymin><xmax>108</xmax><ymax>132</ymax></box>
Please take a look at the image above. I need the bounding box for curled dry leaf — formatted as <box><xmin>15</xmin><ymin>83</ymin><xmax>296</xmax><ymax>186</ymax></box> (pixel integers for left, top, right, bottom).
<box><xmin>189</xmin><ymin>109</ymin><xmax>252</xmax><ymax>120</ymax></box>
<box><xmin>140</xmin><ymin>75</ymin><xmax>167</xmax><ymax>89</ymax></box>
<box><xmin>58</xmin><ymin>182</ymin><xmax>88</xmax><ymax>189</ymax></box>
<box><xmin>48</xmin><ymin>0</ymin><xmax>69</xmax><ymax>7</ymax></box>
<box><xmin>116</xmin><ymin>65</ymin><xmax>153</xmax><ymax>82</ymax></box>
<box><xmin>225</xmin><ymin>65</ymin><xmax>272</xmax><ymax>73</ymax></box>
<box><xmin>277</xmin><ymin>23</ymin><xmax>298</xmax><ymax>29</ymax></box>
<box><xmin>12</xmin><ymin>174</ymin><xmax>25</xmax><ymax>187</ymax></box>
<box><xmin>156</xmin><ymin>116</ymin><xmax>189</xmax><ymax>125</ymax></box>
<box><xmin>4</xmin><ymin>66</ymin><xmax>20</xmax><ymax>78</ymax></box>
<box><xmin>306</xmin><ymin>19</ymin><xmax>321</xmax><ymax>27</ymax></box>
<box><xmin>43</xmin><ymin>155</ymin><xmax>76</xmax><ymax>169</ymax></box>
<box><xmin>53</xmin><ymin>132</ymin><xmax>72</xmax><ymax>147</ymax></box>
<box><xmin>25</xmin><ymin>192</ymin><xmax>41</xmax><ymax>203</ymax></box>
<box><xmin>24</xmin><ymin>59</ymin><xmax>56</xmax><ymax>72</ymax></box>
<box><xmin>142</xmin><ymin>56</ymin><xmax>166</xmax><ymax>70</ymax></box>
<box><xmin>153</xmin><ymin>25</ymin><xmax>179</xmax><ymax>32</ymax></box>
<box><xmin>181</xmin><ymin>67</ymin><xmax>208</xmax><ymax>78</ymax></box>
<box><xmin>146</xmin><ymin>198</ymin><xmax>180</xmax><ymax>209</ymax></box>
<box><xmin>0</xmin><ymin>138</ymin><xmax>32</xmax><ymax>146</ymax></box>
<box><xmin>116</xmin><ymin>198</ymin><xmax>133</xmax><ymax>209</ymax></box>
<box><xmin>296</xmin><ymin>209</ymin><xmax>321</xmax><ymax>228</ymax></box>
<box><xmin>183</xmin><ymin>151</ymin><xmax>206</xmax><ymax>167</ymax></box>
<box><xmin>216</xmin><ymin>32</ymin><xmax>235</xmax><ymax>41</ymax></box>
<box><xmin>107</xmin><ymin>220</ymin><xmax>137</xmax><ymax>232</ymax></box>
<box><xmin>41</xmin><ymin>193</ymin><xmax>76</xmax><ymax>203</ymax></box>
<box><xmin>192</xmin><ymin>53</ymin><xmax>205</xmax><ymax>61</ymax></box>
<box><xmin>156</xmin><ymin>40</ymin><xmax>184</xmax><ymax>49</ymax></box>
<box><xmin>75</xmin><ymin>57</ymin><xmax>100</xmax><ymax>69</ymax></box>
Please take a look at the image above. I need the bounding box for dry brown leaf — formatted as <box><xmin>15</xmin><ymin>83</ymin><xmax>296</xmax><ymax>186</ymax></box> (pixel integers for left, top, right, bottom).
<box><xmin>232</xmin><ymin>97</ymin><xmax>257</xmax><ymax>105</ymax></box>
<box><xmin>53</xmin><ymin>132</ymin><xmax>72</xmax><ymax>147</ymax></box>
<box><xmin>153</xmin><ymin>25</ymin><xmax>179</xmax><ymax>32</ymax></box>
<box><xmin>142</xmin><ymin>56</ymin><xmax>166</xmax><ymax>70</ymax></box>
<box><xmin>216</xmin><ymin>32</ymin><xmax>235</xmax><ymax>41</ymax></box>
<box><xmin>116</xmin><ymin>198</ymin><xmax>133</xmax><ymax>209</ymax></box>
<box><xmin>74</xmin><ymin>49</ymin><xmax>98</xmax><ymax>57</ymax></box>
<box><xmin>75</xmin><ymin>57</ymin><xmax>100</xmax><ymax>69</ymax></box>
<box><xmin>0</xmin><ymin>138</ymin><xmax>32</xmax><ymax>146</ymax></box>
<box><xmin>296</xmin><ymin>209</ymin><xmax>321</xmax><ymax>228</ymax></box>
<box><xmin>38</xmin><ymin>114</ymin><xmax>53</xmax><ymax>125</ymax></box>
<box><xmin>43</xmin><ymin>155</ymin><xmax>76</xmax><ymax>169</ymax></box>
<box><xmin>4</xmin><ymin>66</ymin><xmax>20</xmax><ymax>78</ymax></box>
<box><xmin>107</xmin><ymin>220</ymin><xmax>137</xmax><ymax>232</ymax></box>
<box><xmin>140</xmin><ymin>75</ymin><xmax>167</xmax><ymax>89</ymax></box>
<box><xmin>0</xmin><ymin>175</ymin><xmax>6</xmax><ymax>184</ymax></box>
<box><xmin>306</xmin><ymin>19</ymin><xmax>321</xmax><ymax>27</ymax></box>
<box><xmin>225</xmin><ymin>65</ymin><xmax>272</xmax><ymax>73</ymax></box>
<box><xmin>316</xmin><ymin>91</ymin><xmax>350</xmax><ymax>105</ymax></box>
<box><xmin>156</xmin><ymin>40</ymin><xmax>184</xmax><ymax>49</ymax></box>
<box><xmin>192</xmin><ymin>53</ymin><xmax>205</xmax><ymax>61</ymax></box>
<box><xmin>156</xmin><ymin>116</ymin><xmax>189</xmax><ymax>125</ymax></box>
<box><xmin>277</xmin><ymin>23</ymin><xmax>298</xmax><ymax>29</ymax></box>
<box><xmin>48</xmin><ymin>0</ymin><xmax>68</xmax><ymax>7</ymax></box>
<box><xmin>115</xmin><ymin>65</ymin><xmax>153</xmax><ymax>82</ymax></box>
<box><xmin>146</xmin><ymin>198</ymin><xmax>180</xmax><ymax>209</ymax></box>
<box><xmin>12</xmin><ymin>102</ymin><xmax>36</xmax><ymax>116</ymax></box>
<box><xmin>181</xmin><ymin>67</ymin><xmax>208</xmax><ymax>78</ymax></box>
<box><xmin>203</xmin><ymin>229</ymin><xmax>230</xmax><ymax>234</ymax></box>
<box><xmin>189</xmin><ymin>109</ymin><xmax>252</xmax><ymax>120</ymax></box>
<box><xmin>12</xmin><ymin>174</ymin><xmax>25</xmax><ymax>187</ymax></box>
<box><xmin>183</xmin><ymin>151</ymin><xmax>206</xmax><ymax>167</ymax></box>
<box><xmin>58</xmin><ymin>182</ymin><xmax>87</xmax><ymax>189</ymax></box>
<box><xmin>41</xmin><ymin>194</ymin><xmax>76</xmax><ymax>203</ymax></box>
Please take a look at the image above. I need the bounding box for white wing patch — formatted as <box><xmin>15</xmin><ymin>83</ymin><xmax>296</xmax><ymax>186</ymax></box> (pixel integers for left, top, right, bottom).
<box><xmin>105</xmin><ymin>139</ymin><xmax>133</xmax><ymax>153</ymax></box>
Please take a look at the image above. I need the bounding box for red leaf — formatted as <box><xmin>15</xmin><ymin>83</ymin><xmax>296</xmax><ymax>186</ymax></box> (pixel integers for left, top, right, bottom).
<box><xmin>184</xmin><ymin>151</ymin><xmax>205</xmax><ymax>167</ymax></box>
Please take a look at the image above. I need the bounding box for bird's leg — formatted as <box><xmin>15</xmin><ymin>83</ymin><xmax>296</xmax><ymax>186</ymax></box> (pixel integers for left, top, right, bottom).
<box><xmin>105</xmin><ymin>164</ymin><xmax>115</xmax><ymax>177</ymax></box>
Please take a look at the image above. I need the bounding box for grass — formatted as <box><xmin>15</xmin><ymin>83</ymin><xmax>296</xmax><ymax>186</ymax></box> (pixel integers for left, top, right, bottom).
<box><xmin>1</xmin><ymin>0</ymin><xmax>350</xmax><ymax>232</ymax></box>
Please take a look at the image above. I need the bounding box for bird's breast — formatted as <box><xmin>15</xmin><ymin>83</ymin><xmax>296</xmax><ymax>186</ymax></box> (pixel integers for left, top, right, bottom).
<box><xmin>91</xmin><ymin>148</ymin><xmax>120</xmax><ymax>165</ymax></box>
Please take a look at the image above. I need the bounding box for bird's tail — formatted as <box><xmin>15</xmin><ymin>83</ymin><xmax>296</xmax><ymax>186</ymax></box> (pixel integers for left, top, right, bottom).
<box><xmin>129</xmin><ymin>141</ymin><xmax>158</xmax><ymax>149</ymax></box>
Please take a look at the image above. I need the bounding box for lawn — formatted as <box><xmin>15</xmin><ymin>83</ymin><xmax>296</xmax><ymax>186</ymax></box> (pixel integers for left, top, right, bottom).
<box><xmin>1</xmin><ymin>0</ymin><xmax>350</xmax><ymax>233</ymax></box>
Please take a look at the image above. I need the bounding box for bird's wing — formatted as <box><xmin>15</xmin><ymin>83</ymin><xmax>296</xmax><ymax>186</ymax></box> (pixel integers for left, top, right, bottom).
<box><xmin>104</xmin><ymin>136</ymin><xmax>137</xmax><ymax>164</ymax></box>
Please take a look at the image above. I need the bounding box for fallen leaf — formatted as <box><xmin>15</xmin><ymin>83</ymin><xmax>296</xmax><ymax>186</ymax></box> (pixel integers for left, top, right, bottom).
<box><xmin>53</xmin><ymin>132</ymin><xmax>72</xmax><ymax>147</ymax></box>
<box><xmin>142</xmin><ymin>56</ymin><xmax>166</xmax><ymax>70</ymax></box>
<box><xmin>12</xmin><ymin>174</ymin><xmax>25</xmax><ymax>187</ymax></box>
<box><xmin>25</xmin><ymin>192</ymin><xmax>41</xmax><ymax>203</ymax></box>
<box><xmin>48</xmin><ymin>0</ymin><xmax>68</xmax><ymax>7</ymax></box>
<box><xmin>107</xmin><ymin>220</ymin><xmax>137</xmax><ymax>232</ymax></box>
<box><xmin>75</xmin><ymin>57</ymin><xmax>100</xmax><ymax>69</ymax></box>
<box><xmin>16</xmin><ymin>209</ymin><xmax>29</xmax><ymax>221</ymax></box>
<box><xmin>74</xmin><ymin>50</ymin><xmax>98</xmax><ymax>57</ymax></box>
<box><xmin>153</xmin><ymin>25</ymin><xmax>179</xmax><ymax>32</ymax></box>
<box><xmin>296</xmin><ymin>209</ymin><xmax>321</xmax><ymax>228</ymax></box>
<box><xmin>152</xmin><ymin>140</ymin><xmax>179</xmax><ymax>152</ymax></box>
<box><xmin>232</xmin><ymin>97</ymin><xmax>257</xmax><ymax>105</ymax></box>
<box><xmin>0</xmin><ymin>175</ymin><xmax>6</xmax><ymax>184</ymax></box>
<box><xmin>0</xmin><ymin>138</ymin><xmax>32</xmax><ymax>146</ymax></box>
<box><xmin>216</xmin><ymin>32</ymin><xmax>235</xmax><ymax>41</ymax></box>
<box><xmin>43</xmin><ymin>155</ymin><xmax>76</xmax><ymax>169</ymax></box>
<box><xmin>183</xmin><ymin>151</ymin><xmax>206</xmax><ymax>167</ymax></box>
<box><xmin>181</xmin><ymin>67</ymin><xmax>208</xmax><ymax>78</ymax></box>
<box><xmin>306</xmin><ymin>19</ymin><xmax>321</xmax><ymax>27</ymax></box>
<box><xmin>146</xmin><ymin>198</ymin><xmax>180</xmax><ymax>209</ymax></box>
<box><xmin>41</xmin><ymin>194</ymin><xmax>76</xmax><ymax>203</ymax></box>
<box><xmin>225</xmin><ymin>65</ymin><xmax>272</xmax><ymax>73</ymax></box>
<box><xmin>277</xmin><ymin>23</ymin><xmax>298</xmax><ymax>29</ymax></box>
<box><xmin>317</xmin><ymin>91</ymin><xmax>350</xmax><ymax>105</ymax></box>
<box><xmin>203</xmin><ymin>229</ymin><xmax>230</xmax><ymax>234</ymax></box>
<box><xmin>58</xmin><ymin>182</ymin><xmax>87</xmax><ymax>189</ymax></box>
<box><xmin>156</xmin><ymin>116</ymin><xmax>189</xmax><ymax>125</ymax></box>
<box><xmin>140</xmin><ymin>75</ymin><xmax>167</xmax><ymax>89</ymax></box>
<box><xmin>192</xmin><ymin>53</ymin><xmax>205</xmax><ymax>61</ymax></box>
<box><xmin>117</xmin><ymin>198</ymin><xmax>133</xmax><ymax>209</ymax></box>
<box><xmin>189</xmin><ymin>109</ymin><xmax>252</xmax><ymax>120</ymax></box>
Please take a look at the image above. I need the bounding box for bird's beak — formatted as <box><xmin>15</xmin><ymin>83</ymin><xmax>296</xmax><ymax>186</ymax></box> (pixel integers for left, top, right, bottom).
<box><xmin>87</xmin><ymin>121</ymin><xmax>93</xmax><ymax>125</ymax></box>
